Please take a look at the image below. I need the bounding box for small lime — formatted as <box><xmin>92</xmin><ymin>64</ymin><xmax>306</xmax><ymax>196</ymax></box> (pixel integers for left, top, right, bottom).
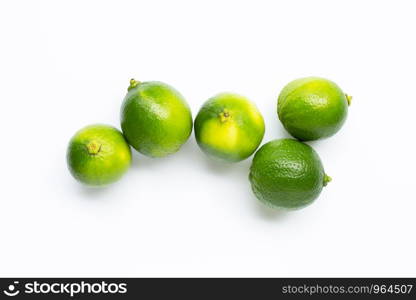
<box><xmin>249</xmin><ymin>138</ymin><xmax>331</xmax><ymax>209</ymax></box>
<box><xmin>278</xmin><ymin>77</ymin><xmax>350</xmax><ymax>141</ymax></box>
<box><xmin>194</xmin><ymin>93</ymin><xmax>265</xmax><ymax>162</ymax></box>
<box><xmin>120</xmin><ymin>80</ymin><xmax>193</xmax><ymax>158</ymax></box>
<box><xmin>67</xmin><ymin>124</ymin><xmax>131</xmax><ymax>186</ymax></box>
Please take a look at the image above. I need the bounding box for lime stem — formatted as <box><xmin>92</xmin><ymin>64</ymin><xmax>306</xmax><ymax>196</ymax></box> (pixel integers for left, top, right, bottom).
<box><xmin>219</xmin><ymin>109</ymin><xmax>230</xmax><ymax>123</ymax></box>
<box><xmin>87</xmin><ymin>140</ymin><xmax>102</xmax><ymax>155</ymax></box>
<box><xmin>128</xmin><ymin>78</ymin><xmax>141</xmax><ymax>91</ymax></box>
<box><xmin>323</xmin><ymin>174</ymin><xmax>332</xmax><ymax>186</ymax></box>
<box><xmin>345</xmin><ymin>94</ymin><xmax>352</xmax><ymax>106</ymax></box>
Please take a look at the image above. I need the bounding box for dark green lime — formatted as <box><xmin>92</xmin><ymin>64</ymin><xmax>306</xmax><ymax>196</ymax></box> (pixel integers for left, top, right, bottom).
<box><xmin>249</xmin><ymin>138</ymin><xmax>331</xmax><ymax>209</ymax></box>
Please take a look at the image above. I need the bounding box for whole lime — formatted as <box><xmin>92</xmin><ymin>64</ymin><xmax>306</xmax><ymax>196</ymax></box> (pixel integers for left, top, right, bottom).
<box><xmin>277</xmin><ymin>77</ymin><xmax>350</xmax><ymax>141</ymax></box>
<box><xmin>249</xmin><ymin>139</ymin><xmax>331</xmax><ymax>209</ymax></box>
<box><xmin>194</xmin><ymin>93</ymin><xmax>265</xmax><ymax>162</ymax></box>
<box><xmin>120</xmin><ymin>79</ymin><xmax>193</xmax><ymax>157</ymax></box>
<box><xmin>67</xmin><ymin>124</ymin><xmax>132</xmax><ymax>186</ymax></box>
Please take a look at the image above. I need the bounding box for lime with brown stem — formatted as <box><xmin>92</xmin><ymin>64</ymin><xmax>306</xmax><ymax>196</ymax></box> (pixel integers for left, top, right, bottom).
<box><xmin>67</xmin><ymin>124</ymin><xmax>131</xmax><ymax>186</ymax></box>
<box><xmin>194</xmin><ymin>93</ymin><xmax>265</xmax><ymax>162</ymax></box>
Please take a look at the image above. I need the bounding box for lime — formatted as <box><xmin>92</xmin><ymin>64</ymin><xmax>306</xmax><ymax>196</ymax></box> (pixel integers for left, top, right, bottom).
<box><xmin>67</xmin><ymin>124</ymin><xmax>132</xmax><ymax>186</ymax></box>
<box><xmin>277</xmin><ymin>77</ymin><xmax>350</xmax><ymax>141</ymax></box>
<box><xmin>249</xmin><ymin>138</ymin><xmax>331</xmax><ymax>209</ymax></box>
<box><xmin>120</xmin><ymin>79</ymin><xmax>193</xmax><ymax>157</ymax></box>
<box><xmin>194</xmin><ymin>93</ymin><xmax>265</xmax><ymax>162</ymax></box>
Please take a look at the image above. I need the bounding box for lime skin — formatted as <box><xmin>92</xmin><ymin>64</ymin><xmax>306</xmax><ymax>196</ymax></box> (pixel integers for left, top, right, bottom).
<box><xmin>278</xmin><ymin>77</ymin><xmax>350</xmax><ymax>141</ymax></box>
<box><xmin>194</xmin><ymin>93</ymin><xmax>265</xmax><ymax>162</ymax></box>
<box><xmin>249</xmin><ymin>139</ymin><xmax>331</xmax><ymax>209</ymax></box>
<box><xmin>67</xmin><ymin>124</ymin><xmax>132</xmax><ymax>186</ymax></box>
<box><xmin>120</xmin><ymin>80</ymin><xmax>193</xmax><ymax>158</ymax></box>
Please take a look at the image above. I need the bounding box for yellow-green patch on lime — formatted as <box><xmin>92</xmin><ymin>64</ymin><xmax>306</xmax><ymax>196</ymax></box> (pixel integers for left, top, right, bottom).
<box><xmin>67</xmin><ymin>124</ymin><xmax>132</xmax><ymax>186</ymax></box>
<box><xmin>195</xmin><ymin>93</ymin><xmax>265</xmax><ymax>162</ymax></box>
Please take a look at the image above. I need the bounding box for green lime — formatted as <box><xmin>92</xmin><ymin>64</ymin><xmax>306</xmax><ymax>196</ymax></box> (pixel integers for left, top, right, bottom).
<box><xmin>249</xmin><ymin>138</ymin><xmax>331</xmax><ymax>209</ymax></box>
<box><xmin>277</xmin><ymin>77</ymin><xmax>350</xmax><ymax>141</ymax></box>
<box><xmin>67</xmin><ymin>124</ymin><xmax>132</xmax><ymax>186</ymax></box>
<box><xmin>120</xmin><ymin>79</ymin><xmax>193</xmax><ymax>157</ymax></box>
<box><xmin>194</xmin><ymin>93</ymin><xmax>265</xmax><ymax>162</ymax></box>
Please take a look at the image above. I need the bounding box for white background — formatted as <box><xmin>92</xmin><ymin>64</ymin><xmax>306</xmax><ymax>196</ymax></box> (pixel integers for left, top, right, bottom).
<box><xmin>0</xmin><ymin>0</ymin><xmax>415</xmax><ymax>277</ymax></box>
